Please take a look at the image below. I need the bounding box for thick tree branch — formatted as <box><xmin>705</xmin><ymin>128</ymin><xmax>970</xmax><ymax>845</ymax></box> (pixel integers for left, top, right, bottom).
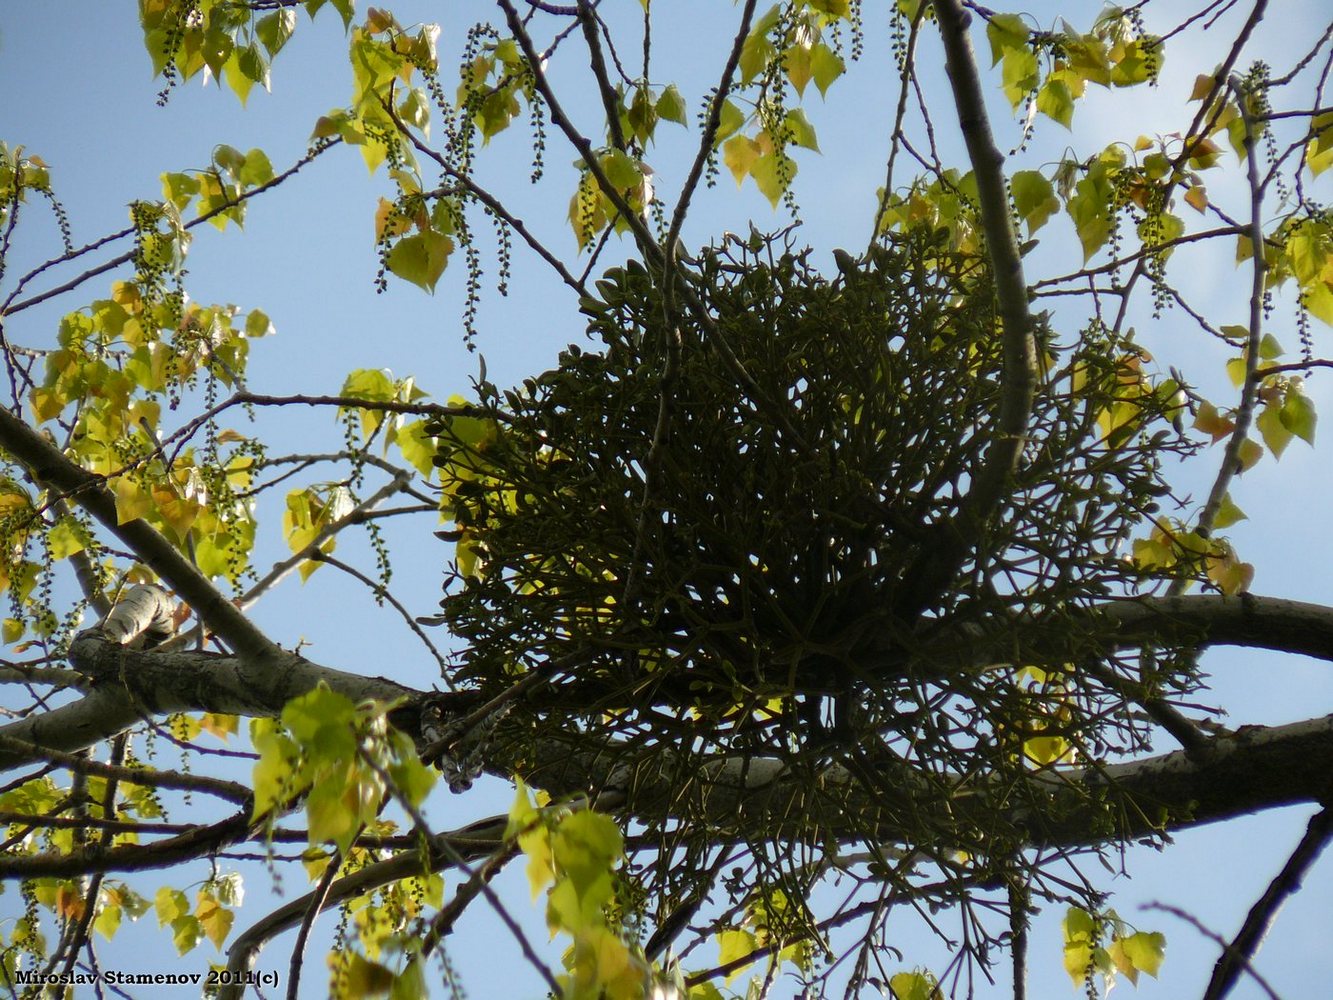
<box><xmin>0</xmin><ymin>634</ymin><xmax>420</xmax><ymax>770</ymax></box>
<box><xmin>521</xmin><ymin>712</ymin><xmax>1333</xmax><ymax>850</ymax></box>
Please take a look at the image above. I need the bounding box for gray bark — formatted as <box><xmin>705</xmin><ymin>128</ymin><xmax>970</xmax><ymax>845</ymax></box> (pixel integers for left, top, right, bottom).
<box><xmin>0</xmin><ymin>633</ymin><xmax>421</xmax><ymax>770</ymax></box>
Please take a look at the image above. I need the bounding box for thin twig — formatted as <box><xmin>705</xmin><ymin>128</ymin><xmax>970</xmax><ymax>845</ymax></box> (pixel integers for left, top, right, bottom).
<box><xmin>286</xmin><ymin>846</ymin><xmax>343</xmax><ymax>1000</ymax></box>
<box><xmin>311</xmin><ymin>550</ymin><xmax>453</xmax><ymax>684</ymax></box>
<box><xmin>1192</xmin><ymin>75</ymin><xmax>1269</xmax><ymax>544</ymax></box>
<box><xmin>5</xmin><ymin>140</ymin><xmax>340</xmax><ymax>315</ymax></box>
<box><xmin>1144</xmin><ymin>902</ymin><xmax>1281</xmax><ymax>1000</ymax></box>
<box><xmin>358</xmin><ymin>747</ymin><xmax>563</xmax><ymax>995</ymax></box>
<box><xmin>239</xmin><ymin>471</ymin><xmax>413</xmax><ymax>609</ymax></box>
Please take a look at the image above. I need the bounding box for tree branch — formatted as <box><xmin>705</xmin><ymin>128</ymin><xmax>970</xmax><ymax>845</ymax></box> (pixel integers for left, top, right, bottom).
<box><xmin>3</xmin><ymin>141</ymin><xmax>340</xmax><ymax>315</ymax></box>
<box><xmin>0</xmin><ymin>633</ymin><xmax>420</xmax><ymax>769</ymax></box>
<box><xmin>1203</xmin><ymin>805</ymin><xmax>1333</xmax><ymax>1000</ymax></box>
<box><xmin>220</xmin><ymin>814</ymin><xmax>511</xmax><ymax>998</ymax></box>
<box><xmin>895</xmin><ymin>0</ymin><xmax>1037</xmax><ymax>621</ymax></box>
<box><xmin>1194</xmin><ymin>76</ymin><xmax>1269</xmax><ymax>542</ymax></box>
<box><xmin>520</xmin><ymin>712</ymin><xmax>1333</xmax><ymax>850</ymax></box>
<box><xmin>0</xmin><ymin>406</ymin><xmax>280</xmax><ymax>663</ymax></box>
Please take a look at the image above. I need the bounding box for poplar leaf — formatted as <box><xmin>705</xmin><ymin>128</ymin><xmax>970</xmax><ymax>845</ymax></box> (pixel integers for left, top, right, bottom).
<box><xmin>385</xmin><ymin>231</ymin><xmax>453</xmax><ymax>292</ymax></box>
<box><xmin>1212</xmin><ymin>493</ymin><xmax>1247</xmax><ymax>529</ymax></box>
<box><xmin>1237</xmin><ymin>436</ymin><xmax>1263</xmax><ymax>471</ymax></box>
<box><xmin>1010</xmin><ymin>170</ymin><xmax>1058</xmax><ymax>234</ymax></box>
<box><xmin>114</xmin><ymin>478</ymin><xmax>154</xmax><ymax>524</ymax></box>
<box><xmin>723</xmin><ymin>135</ymin><xmax>760</xmax><ymax>186</ymax></box>
<box><xmin>656</xmin><ymin>84</ymin><xmax>686</xmax><ymax>125</ymax></box>
<box><xmin>1256</xmin><ymin>400</ymin><xmax>1293</xmax><ymax>458</ymax></box>
<box><xmin>196</xmin><ymin>895</ymin><xmax>234</xmax><ymax>949</ymax></box>
<box><xmin>1280</xmin><ymin>389</ymin><xmax>1317</xmax><ymax>444</ymax></box>
<box><xmin>809</xmin><ymin>42</ymin><xmax>844</xmax><ymax>96</ymax></box>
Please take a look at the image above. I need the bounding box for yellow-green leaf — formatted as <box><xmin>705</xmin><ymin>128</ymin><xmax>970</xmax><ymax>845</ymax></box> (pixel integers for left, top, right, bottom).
<box><xmin>1036</xmin><ymin>77</ymin><xmax>1074</xmax><ymax>127</ymax></box>
<box><xmin>783</xmin><ymin>108</ymin><xmax>819</xmax><ymax>151</ymax></box>
<box><xmin>155</xmin><ymin>887</ymin><xmax>190</xmax><ymax>926</ymax></box>
<box><xmin>48</xmin><ymin>518</ymin><xmax>90</xmax><ymax>560</ymax></box>
<box><xmin>386</xmin><ymin>230</ymin><xmax>453</xmax><ymax>292</ymax></box>
<box><xmin>1011</xmin><ymin>169</ymin><xmax>1058</xmax><ymax>235</ymax></box>
<box><xmin>342</xmin><ymin>952</ymin><xmax>396</xmax><ymax>998</ymax></box>
<box><xmin>889</xmin><ymin>971</ymin><xmax>943</xmax><ymax>1000</ymax></box>
<box><xmin>809</xmin><ymin>42</ymin><xmax>844</xmax><ymax>96</ymax></box>
<box><xmin>656</xmin><ymin>84</ymin><xmax>687</xmax><ymax>125</ymax></box>
<box><xmin>986</xmin><ymin>13</ymin><xmax>1029</xmax><ymax>67</ymax></box>
<box><xmin>716</xmin><ymin>929</ymin><xmax>759</xmax><ymax>982</ymax></box>
<box><xmin>1212</xmin><ymin>493</ymin><xmax>1247</xmax><ymax>529</ymax></box>
<box><xmin>750</xmin><ymin>151</ymin><xmax>793</xmax><ymax>208</ymax></box>
<box><xmin>114</xmin><ymin>478</ymin><xmax>153</xmax><ymax>524</ymax></box>
<box><xmin>171</xmin><ymin>914</ymin><xmax>203</xmax><ymax>955</ymax></box>
<box><xmin>1112</xmin><ymin>930</ymin><xmax>1166</xmax><ymax>982</ymax></box>
<box><xmin>1237</xmin><ymin>436</ymin><xmax>1263</xmax><ymax>472</ymax></box>
<box><xmin>723</xmin><ymin>134</ymin><xmax>760</xmax><ymax>187</ymax></box>
<box><xmin>1280</xmin><ymin>388</ymin><xmax>1317</xmax><ymax>445</ymax></box>
<box><xmin>1256</xmin><ymin>399</ymin><xmax>1293</xmax><ymax>458</ymax></box>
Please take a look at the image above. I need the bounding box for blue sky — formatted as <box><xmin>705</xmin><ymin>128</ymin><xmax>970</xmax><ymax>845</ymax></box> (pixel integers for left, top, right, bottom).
<box><xmin>2</xmin><ymin>1</ymin><xmax>1332</xmax><ymax>997</ymax></box>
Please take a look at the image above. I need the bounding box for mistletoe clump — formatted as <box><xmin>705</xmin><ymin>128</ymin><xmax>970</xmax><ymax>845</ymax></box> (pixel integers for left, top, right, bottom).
<box><xmin>424</xmin><ymin>231</ymin><xmax>1199</xmax><ymax>894</ymax></box>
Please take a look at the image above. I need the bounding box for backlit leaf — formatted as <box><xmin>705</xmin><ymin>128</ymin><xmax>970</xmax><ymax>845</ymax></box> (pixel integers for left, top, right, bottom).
<box><xmin>656</xmin><ymin>84</ymin><xmax>687</xmax><ymax>125</ymax></box>
<box><xmin>1237</xmin><ymin>436</ymin><xmax>1263</xmax><ymax>472</ymax></box>
<box><xmin>809</xmin><ymin>42</ymin><xmax>844</xmax><ymax>96</ymax></box>
<box><xmin>386</xmin><ymin>231</ymin><xmax>453</xmax><ymax>292</ymax></box>
<box><xmin>256</xmin><ymin>9</ymin><xmax>297</xmax><ymax>57</ymax></box>
<box><xmin>1280</xmin><ymin>389</ymin><xmax>1317</xmax><ymax>445</ymax></box>
<box><xmin>1256</xmin><ymin>400</ymin><xmax>1293</xmax><ymax>458</ymax></box>
<box><xmin>1011</xmin><ymin>170</ymin><xmax>1058</xmax><ymax>235</ymax></box>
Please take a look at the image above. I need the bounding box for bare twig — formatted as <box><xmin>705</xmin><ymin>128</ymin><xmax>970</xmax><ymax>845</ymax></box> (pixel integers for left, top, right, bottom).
<box><xmin>360</xmin><ymin>747</ymin><xmax>563</xmax><ymax>996</ymax></box>
<box><xmin>239</xmin><ymin>471</ymin><xmax>413</xmax><ymax>608</ymax></box>
<box><xmin>667</xmin><ymin>0</ymin><xmax>759</xmax><ymax>249</ymax></box>
<box><xmin>577</xmin><ymin>0</ymin><xmax>627</xmax><ymax>152</ymax></box>
<box><xmin>0</xmin><ymin>734</ymin><xmax>250</xmax><ymax>802</ymax></box>
<box><xmin>1192</xmin><ymin>75</ymin><xmax>1269</xmax><ymax>544</ymax></box>
<box><xmin>311</xmin><ymin>551</ymin><xmax>452</xmax><ymax>683</ymax></box>
<box><xmin>286</xmin><ymin>846</ymin><xmax>343</xmax><ymax>1000</ymax></box>
<box><xmin>1145</xmin><ymin>902</ymin><xmax>1281</xmax><ymax>1000</ymax></box>
<box><xmin>4</xmin><ymin>141</ymin><xmax>340</xmax><ymax>315</ymax></box>
<box><xmin>1203</xmin><ymin>806</ymin><xmax>1333</xmax><ymax>1000</ymax></box>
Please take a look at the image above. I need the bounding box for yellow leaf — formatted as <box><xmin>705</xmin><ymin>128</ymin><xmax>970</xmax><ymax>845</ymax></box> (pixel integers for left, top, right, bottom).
<box><xmin>722</xmin><ymin>134</ymin><xmax>760</xmax><ymax>187</ymax></box>
<box><xmin>30</xmin><ymin>386</ymin><xmax>65</xmax><ymax>422</ymax></box>
<box><xmin>196</xmin><ymin>894</ymin><xmax>234</xmax><ymax>949</ymax></box>
<box><xmin>717</xmin><ymin>928</ymin><xmax>759</xmax><ymax>982</ymax></box>
<box><xmin>339</xmin><ymin>952</ymin><xmax>395</xmax><ymax>998</ymax></box>
<box><xmin>200</xmin><ymin>713</ymin><xmax>239</xmax><ymax>740</ymax></box>
<box><xmin>1237</xmin><ymin>436</ymin><xmax>1263</xmax><ymax>472</ymax></box>
<box><xmin>1193</xmin><ymin>401</ymin><xmax>1235</xmax><ymax>442</ymax></box>
<box><xmin>1118</xmin><ymin>930</ymin><xmax>1166</xmax><ymax>979</ymax></box>
<box><xmin>114</xmin><ymin>478</ymin><xmax>153</xmax><ymax>524</ymax></box>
